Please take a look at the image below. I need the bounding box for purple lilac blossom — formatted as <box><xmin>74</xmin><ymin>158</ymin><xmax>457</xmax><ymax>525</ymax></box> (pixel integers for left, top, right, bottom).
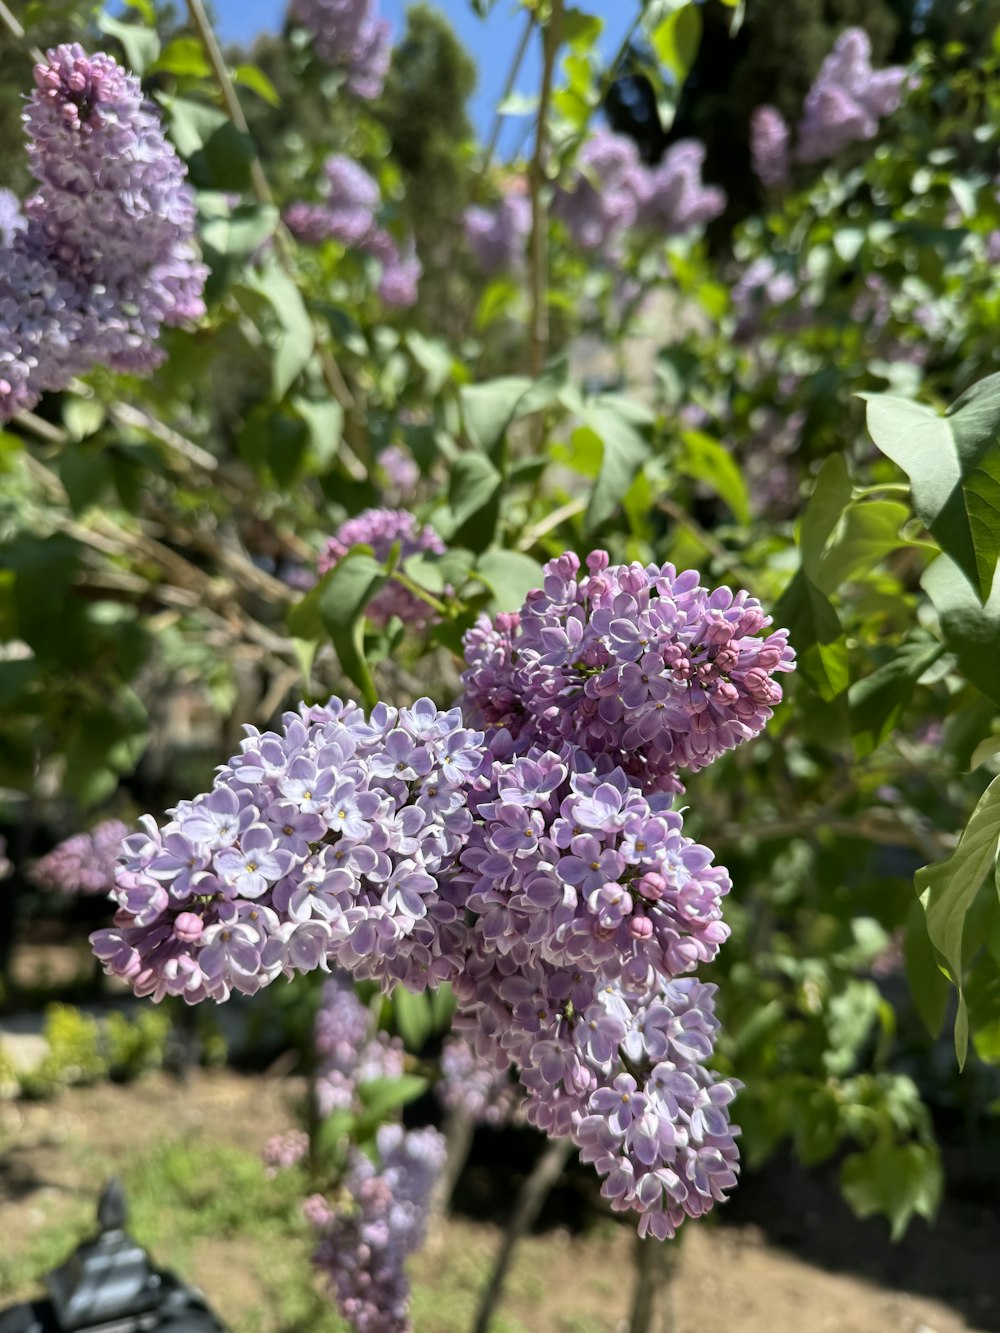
<box><xmin>1</xmin><ymin>45</ymin><xmax>206</xmax><ymax>421</ymax></box>
<box><xmin>750</xmin><ymin>106</ymin><xmax>791</xmax><ymax>189</ymax></box>
<box><xmin>289</xmin><ymin>0</ymin><xmax>391</xmax><ymax>100</ymax></box>
<box><xmin>553</xmin><ymin>128</ymin><xmax>649</xmax><ymax>253</ymax></box>
<box><xmin>31</xmin><ymin>820</ymin><xmax>129</xmax><ymax>896</ymax></box>
<box><xmin>0</xmin><ymin>190</ymin><xmax>25</xmax><ymax>248</ymax></box>
<box><xmin>377</xmin><ymin>444</ymin><xmax>420</xmax><ymax>505</ymax></box>
<box><xmin>262</xmin><ymin>1130</ymin><xmax>309</xmax><ymax>1176</ymax></box>
<box><xmin>460</xmin><ymin>551</ymin><xmax>795</xmax><ymax>795</ymax></box>
<box><xmin>318</xmin><ymin>508</ymin><xmax>445</xmax><ymax>628</ymax></box>
<box><xmin>464</xmin><ymin>194</ymin><xmax>532</xmax><ymax>274</ymax></box>
<box><xmin>636</xmin><ymin>141</ymin><xmax>725</xmax><ymax>235</ymax></box>
<box><xmin>987</xmin><ymin>231</ymin><xmax>1000</xmax><ymax>265</ymax></box>
<box><xmin>437</xmin><ymin>1032</ymin><xmax>517</xmax><ymax>1127</ymax></box>
<box><xmin>313</xmin><ymin>971</ymin><xmax>404</xmax><ymax>1116</ymax></box>
<box><xmin>90</xmin><ymin>697</ymin><xmax>484</xmax><ymax>1002</ymax></box>
<box><xmin>796</xmin><ymin>28</ymin><xmax>907</xmax><ymax>164</ymax></box>
<box><xmin>312</xmin><ymin>1124</ymin><xmax>446</xmax><ymax>1333</ymax></box>
<box><xmin>284</xmin><ymin>154</ymin><xmax>381</xmax><ymax>247</ymax></box>
<box><xmin>375</xmin><ymin>238</ymin><xmax>422</xmax><ymax>309</ymax></box>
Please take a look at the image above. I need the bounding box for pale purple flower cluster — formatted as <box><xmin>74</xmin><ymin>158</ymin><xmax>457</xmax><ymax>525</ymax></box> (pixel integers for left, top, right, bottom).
<box><xmin>313</xmin><ymin>971</ymin><xmax>404</xmax><ymax>1116</ymax></box>
<box><xmin>375</xmin><ymin>239</ymin><xmax>422</xmax><ymax>310</ymax></box>
<box><xmin>262</xmin><ymin>1129</ymin><xmax>309</xmax><ymax>1176</ymax></box>
<box><xmin>464</xmin><ymin>194</ymin><xmax>532</xmax><ymax>274</ymax></box>
<box><xmin>0</xmin><ymin>190</ymin><xmax>25</xmax><ymax>248</ymax></box>
<box><xmin>795</xmin><ymin>28</ymin><xmax>906</xmax><ymax>164</ymax></box>
<box><xmin>377</xmin><ymin>444</ymin><xmax>420</xmax><ymax>505</ymax></box>
<box><xmin>750</xmin><ymin>106</ymin><xmax>791</xmax><ymax>189</ymax></box>
<box><xmin>31</xmin><ymin>819</ymin><xmax>129</xmax><ymax>896</ymax></box>
<box><xmin>1</xmin><ymin>45</ymin><xmax>206</xmax><ymax>421</ymax></box>
<box><xmin>90</xmin><ymin>697</ymin><xmax>484</xmax><ymax>1001</ymax></box>
<box><xmin>285</xmin><ymin>155</ymin><xmax>381</xmax><ymax>247</ymax></box>
<box><xmin>554</xmin><ymin>129</ymin><xmax>724</xmax><ymax>256</ymax></box>
<box><xmin>318</xmin><ymin>508</ymin><xmax>445</xmax><ymax>628</ymax></box>
<box><xmin>460</xmin><ymin>551</ymin><xmax>795</xmax><ymax>795</ymax></box>
<box><xmin>437</xmin><ymin>1032</ymin><xmax>517</xmax><ymax>1127</ymax></box>
<box><xmin>290</xmin><ymin>0</ymin><xmax>391</xmax><ymax>99</ymax></box>
<box><xmin>312</xmin><ymin>1123</ymin><xmax>446</xmax><ymax>1333</ymax></box>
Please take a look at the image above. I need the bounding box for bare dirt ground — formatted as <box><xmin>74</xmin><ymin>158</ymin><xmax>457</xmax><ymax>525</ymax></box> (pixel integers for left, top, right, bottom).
<box><xmin>0</xmin><ymin>1070</ymin><xmax>993</xmax><ymax>1333</ymax></box>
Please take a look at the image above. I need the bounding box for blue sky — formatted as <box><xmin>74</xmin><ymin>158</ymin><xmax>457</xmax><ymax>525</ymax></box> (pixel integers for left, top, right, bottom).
<box><xmin>211</xmin><ymin>0</ymin><xmax>634</xmax><ymax>157</ymax></box>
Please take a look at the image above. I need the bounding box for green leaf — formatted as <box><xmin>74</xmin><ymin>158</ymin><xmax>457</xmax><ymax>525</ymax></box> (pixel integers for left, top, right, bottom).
<box><xmin>356</xmin><ymin>1074</ymin><xmax>429</xmax><ymax>1121</ymax></box>
<box><xmin>799</xmin><ymin>454</ymin><xmax>852</xmax><ymax>581</ymax></box>
<box><xmin>677</xmin><ymin>430</ymin><xmax>749</xmax><ymax>524</ymax></box>
<box><xmin>447</xmin><ymin>453</ymin><xmax>503</xmax><ymax>537</ymax></box>
<box><xmin>166</xmin><ymin>97</ymin><xmax>256</xmax><ymax>192</ymax></box>
<box><xmin>773</xmin><ymin>570</ymin><xmax>848</xmax><ymax>701</ymax></box>
<box><xmin>848</xmin><ymin>637</ymin><xmax>945</xmax><ymax>757</ymax></box>
<box><xmin>287</xmin><ymin>555</ymin><xmax>389</xmax><ymax>708</ymax></box>
<box><xmin>840</xmin><ymin>1142</ymin><xmax>943</xmax><ymax>1240</ymax></box>
<box><xmin>650</xmin><ymin>3</ymin><xmax>702</xmax><ymax>84</ymax></box>
<box><xmin>816</xmin><ymin>500</ymin><xmax>911</xmax><ymax>594</ymax></box>
<box><xmin>393</xmin><ymin>989</ymin><xmax>433</xmax><ymax>1052</ymax></box>
<box><xmin>242</xmin><ymin>263</ymin><xmax>316</xmax><ymax>400</ymax></box>
<box><xmin>98</xmin><ymin>12</ymin><xmax>161</xmax><ymax>74</ymax></box>
<box><xmin>584</xmin><ymin>404</ymin><xmax>650</xmax><ymax>532</ymax></box>
<box><xmin>969</xmin><ymin>735</ymin><xmax>1000</xmax><ymax>771</ymax></box>
<box><xmin>904</xmin><ymin>898</ymin><xmax>949</xmax><ymax>1040</ymax></box>
<box><xmin>474</xmin><ymin>549</ymin><xmax>544</xmax><ymax>612</ymax></box>
<box><xmin>63</xmin><ymin>397</ymin><xmax>106</xmax><ymax>442</ymax></box>
<box><xmin>291</xmin><ymin>396</ymin><xmax>343</xmax><ymax>473</ymax></box>
<box><xmin>233</xmin><ymin>64</ymin><xmax>281</xmax><ymax>107</ymax></box>
<box><xmin>862</xmin><ymin>374</ymin><xmax>1000</xmax><ymax>603</ymax></box>
<box><xmin>200</xmin><ymin>203</ymin><xmax>280</xmax><ymax>258</ymax></box>
<box><xmin>149</xmin><ymin>36</ymin><xmax>211</xmax><ymax>78</ymax></box>
<box><xmin>405</xmin><ymin>332</ymin><xmax>454</xmax><ymax>396</ymax></box>
<box><xmin>460</xmin><ymin>361</ymin><xmax>566</xmax><ymax>456</ymax></box>
<box><xmin>922</xmin><ymin>554</ymin><xmax>1000</xmax><ymax>706</ymax></box>
<box><xmin>916</xmin><ymin>772</ymin><xmax>1000</xmax><ymax>1067</ymax></box>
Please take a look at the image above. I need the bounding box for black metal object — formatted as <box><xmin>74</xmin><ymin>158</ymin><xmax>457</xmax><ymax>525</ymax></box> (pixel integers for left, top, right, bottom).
<box><xmin>0</xmin><ymin>1181</ymin><xmax>229</xmax><ymax>1333</ymax></box>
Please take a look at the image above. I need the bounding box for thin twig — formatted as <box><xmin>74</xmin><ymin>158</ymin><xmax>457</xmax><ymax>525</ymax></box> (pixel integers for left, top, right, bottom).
<box><xmin>656</xmin><ymin>496</ymin><xmax>756</xmax><ymax>587</ymax></box>
<box><xmin>471</xmin><ymin>1136</ymin><xmax>573</xmax><ymax>1333</ymax></box>
<box><xmin>714</xmin><ymin>811</ymin><xmax>952</xmax><ymax>857</ymax></box>
<box><xmin>629</xmin><ymin>1236</ymin><xmax>679</xmax><ymax>1333</ymax></box>
<box><xmin>0</xmin><ymin>0</ymin><xmax>43</xmax><ymax>62</ymax></box>
<box><xmin>528</xmin><ymin>0</ymin><xmax>563</xmax><ymax>380</ymax></box>
<box><xmin>482</xmin><ymin>10</ymin><xmax>534</xmax><ymax>176</ymax></box>
<box><xmin>517</xmin><ymin>496</ymin><xmax>586</xmax><ymax>550</ymax></box>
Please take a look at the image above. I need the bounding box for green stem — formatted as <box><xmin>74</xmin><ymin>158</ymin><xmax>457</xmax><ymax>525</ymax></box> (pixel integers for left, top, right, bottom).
<box><xmin>391</xmin><ymin>571</ymin><xmax>449</xmax><ymax>617</ymax></box>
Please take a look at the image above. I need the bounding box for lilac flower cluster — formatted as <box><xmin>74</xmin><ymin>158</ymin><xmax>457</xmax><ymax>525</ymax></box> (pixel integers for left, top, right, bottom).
<box><xmin>554</xmin><ymin>128</ymin><xmax>724</xmax><ymax>256</ymax></box>
<box><xmin>0</xmin><ymin>191</ymin><xmax>25</xmax><ymax>248</ymax></box>
<box><xmin>1</xmin><ymin>45</ymin><xmax>206</xmax><ymax>421</ymax></box>
<box><xmin>464</xmin><ymin>193</ymin><xmax>532</xmax><ymax>274</ymax></box>
<box><xmin>437</xmin><ymin>1032</ymin><xmax>517</xmax><ymax>1127</ymax></box>
<box><xmin>318</xmin><ymin>508</ymin><xmax>445</xmax><ymax>628</ymax></box>
<box><xmin>750</xmin><ymin>106</ymin><xmax>791</xmax><ymax>189</ymax></box>
<box><xmin>795</xmin><ymin>28</ymin><xmax>906</xmax><ymax>164</ymax></box>
<box><xmin>289</xmin><ymin>0</ymin><xmax>391</xmax><ymax>100</ymax></box>
<box><xmin>312</xmin><ymin>1124</ymin><xmax>446</xmax><ymax>1333</ymax></box>
<box><xmin>31</xmin><ymin>820</ymin><xmax>129</xmax><ymax>896</ymax></box>
<box><xmin>377</xmin><ymin>444</ymin><xmax>420</xmax><ymax>505</ymax></box>
<box><xmin>262</xmin><ymin>1130</ymin><xmax>309</xmax><ymax>1176</ymax></box>
<box><xmin>90</xmin><ymin>697</ymin><xmax>483</xmax><ymax>1001</ymax></box>
<box><xmin>460</xmin><ymin>551</ymin><xmax>795</xmax><ymax>795</ymax></box>
<box><xmin>285</xmin><ymin>155</ymin><xmax>381</xmax><ymax>247</ymax></box>
<box><xmin>284</xmin><ymin>155</ymin><xmax>421</xmax><ymax>307</ymax></box>
<box><xmin>313</xmin><ymin>971</ymin><xmax>403</xmax><ymax>1116</ymax></box>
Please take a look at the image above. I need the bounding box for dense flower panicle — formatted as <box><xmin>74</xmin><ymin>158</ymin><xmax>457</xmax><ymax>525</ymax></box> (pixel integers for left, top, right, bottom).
<box><xmin>437</xmin><ymin>1033</ymin><xmax>517</xmax><ymax>1127</ymax></box>
<box><xmin>730</xmin><ymin>256</ymin><xmax>798</xmax><ymax>328</ymax></box>
<box><xmin>285</xmin><ymin>155</ymin><xmax>381</xmax><ymax>247</ymax></box>
<box><xmin>312</xmin><ymin>1123</ymin><xmax>446</xmax><ymax>1333</ymax></box>
<box><xmin>750</xmin><ymin>106</ymin><xmax>791</xmax><ymax>189</ymax></box>
<box><xmin>464</xmin><ymin>194</ymin><xmax>532</xmax><ymax>273</ymax></box>
<box><xmin>636</xmin><ymin>141</ymin><xmax>726</xmax><ymax>235</ymax></box>
<box><xmin>313</xmin><ymin>972</ymin><xmax>404</xmax><ymax>1115</ymax></box>
<box><xmin>262</xmin><ymin>1130</ymin><xmax>309</xmax><ymax>1176</ymax></box>
<box><xmin>554</xmin><ymin>128</ymin><xmax>648</xmax><ymax>253</ymax></box>
<box><xmin>290</xmin><ymin>0</ymin><xmax>391</xmax><ymax>99</ymax></box>
<box><xmin>796</xmin><ymin>28</ymin><xmax>906</xmax><ymax>163</ymax></box>
<box><xmin>375</xmin><ymin>238</ymin><xmax>422</xmax><ymax>309</ymax></box>
<box><xmin>554</xmin><ymin>129</ymin><xmax>725</xmax><ymax>255</ymax></box>
<box><xmin>451</xmin><ymin>943</ymin><xmax>740</xmax><ymax>1238</ymax></box>
<box><xmin>318</xmin><ymin>508</ymin><xmax>445</xmax><ymax>627</ymax></box>
<box><xmin>0</xmin><ymin>190</ymin><xmax>25</xmax><ymax>248</ymax></box>
<box><xmin>89</xmin><ymin>697</ymin><xmax>485</xmax><ymax>1002</ymax></box>
<box><xmin>377</xmin><ymin>444</ymin><xmax>420</xmax><ymax>505</ymax></box>
<box><xmin>460</xmin><ymin>552</ymin><xmax>795</xmax><ymax>794</ymax></box>
<box><xmin>31</xmin><ymin>819</ymin><xmax>130</xmax><ymax>895</ymax></box>
<box><xmin>1</xmin><ymin>44</ymin><xmax>206</xmax><ymax>420</ymax></box>
<box><xmin>456</xmin><ymin>742</ymin><xmax>731</xmax><ymax>980</ymax></box>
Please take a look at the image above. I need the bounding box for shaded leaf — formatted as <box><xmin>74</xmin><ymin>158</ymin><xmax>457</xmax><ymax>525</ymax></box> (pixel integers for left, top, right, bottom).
<box><xmin>773</xmin><ymin>570</ymin><xmax>848</xmax><ymax>701</ymax></box>
<box><xmin>922</xmin><ymin>555</ymin><xmax>1000</xmax><ymax>706</ymax></box>
<box><xmin>677</xmin><ymin>430</ymin><xmax>749</xmax><ymax>524</ymax></box>
<box><xmin>840</xmin><ymin>1142</ymin><xmax>943</xmax><ymax>1240</ymax></box>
